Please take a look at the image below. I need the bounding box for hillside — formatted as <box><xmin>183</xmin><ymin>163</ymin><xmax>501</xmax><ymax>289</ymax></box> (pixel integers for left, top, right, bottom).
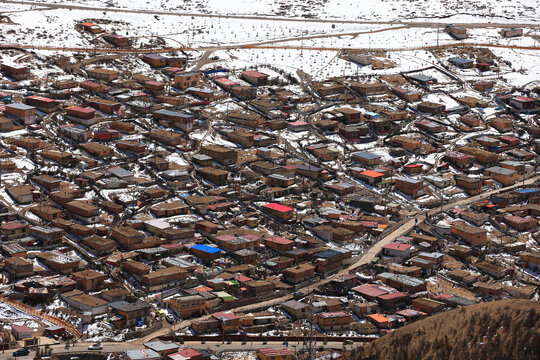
<box><xmin>359</xmin><ymin>300</ymin><xmax>540</xmax><ymax>360</ymax></box>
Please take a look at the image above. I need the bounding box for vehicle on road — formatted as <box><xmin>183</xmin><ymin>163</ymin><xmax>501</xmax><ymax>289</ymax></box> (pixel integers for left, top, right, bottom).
<box><xmin>28</xmin><ymin>124</ymin><xmax>42</xmax><ymax>131</ymax></box>
<box><xmin>88</xmin><ymin>343</ymin><xmax>103</xmax><ymax>351</ymax></box>
<box><xmin>293</xmin><ymin>291</ymin><xmax>304</xmax><ymax>300</ymax></box>
<box><xmin>166</xmin><ymin>314</ymin><xmax>175</xmax><ymax>324</ymax></box>
<box><xmin>13</xmin><ymin>348</ymin><xmax>29</xmax><ymax>357</ymax></box>
<box><xmin>155</xmin><ymin>310</ymin><xmax>165</xmax><ymax>318</ymax></box>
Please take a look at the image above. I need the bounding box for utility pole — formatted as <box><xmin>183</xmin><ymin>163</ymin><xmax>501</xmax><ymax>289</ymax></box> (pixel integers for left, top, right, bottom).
<box><xmin>307</xmin><ymin>311</ymin><xmax>316</xmax><ymax>360</ymax></box>
<box><xmin>301</xmin><ymin>30</ymin><xmax>304</xmax><ymax>57</ymax></box>
<box><xmin>437</xmin><ymin>27</ymin><xmax>439</xmax><ymax>48</ymax></box>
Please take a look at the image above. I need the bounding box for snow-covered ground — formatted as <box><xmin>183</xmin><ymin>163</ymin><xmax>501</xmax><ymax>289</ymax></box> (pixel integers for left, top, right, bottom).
<box><xmin>0</xmin><ymin>3</ymin><xmax>538</xmax><ymax>50</ymax></box>
<box><xmin>7</xmin><ymin>0</ymin><xmax>539</xmax><ymax>23</ymax></box>
<box><xmin>0</xmin><ymin>2</ymin><xmax>537</xmax><ymax>84</ymax></box>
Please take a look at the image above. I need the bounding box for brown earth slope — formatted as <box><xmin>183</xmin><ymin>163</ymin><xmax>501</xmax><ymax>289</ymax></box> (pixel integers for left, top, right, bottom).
<box><xmin>359</xmin><ymin>300</ymin><xmax>540</xmax><ymax>360</ymax></box>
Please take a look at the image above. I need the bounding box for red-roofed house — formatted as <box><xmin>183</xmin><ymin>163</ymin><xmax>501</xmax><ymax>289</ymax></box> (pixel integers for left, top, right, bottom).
<box><xmin>508</xmin><ymin>97</ymin><xmax>537</xmax><ymax>110</ymax></box>
<box><xmin>382</xmin><ymin>243</ymin><xmax>412</xmax><ymax>257</ymax></box>
<box><xmin>212</xmin><ymin>311</ymin><xmax>241</xmax><ymax>333</ymax></box>
<box><xmin>257</xmin><ymin>348</ymin><xmax>295</xmax><ymax>360</ymax></box>
<box><xmin>368</xmin><ymin>313</ymin><xmax>390</xmax><ymax>328</ymax></box>
<box><xmin>403</xmin><ymin>164</ymin><xmax>423</xmax><ymax>175</ymax></box>
<box><xmin>376</xmin><ymin>292</ymin><xmax>410</xmax><ymax>309</ymax></box>
<box><xmin>26</xmin><ymin>96</ymin><xmax>58</xmax><ymax>113</ymax></box>
<box><xmin>503</xmin><ymin>215</ymin><xmax>537</xmax><ymax>231</ymax></box>
<box><xmin>1</xmin><ymin>222</ymin><xmax>29</xmax><ymax>241</ymax></box>
<box><xmin>168</xmin><ymin>347</ymin><xmax>202</xmax><ymax>360</ymax></box>
<box><xmin>264</xmin><ymin>236</ymin><xmax>295</xmax><ymax>251</ymax></box>
<box><xmin>316</xmin><ymin>311</ymin><xmax>353</xmax><ymax>330</ymax></box>
<box><xmin>11</xmin><ymin>324</ymin><xmax>33</xmax><ymax>340</ymax></box>
<box><xmin>287</xmin><ymin>121</ymin><xmax>311</xmax><ymax>132</ymax></box>
<box><xmin>234</xmin><ymin>274</ymin><xmax>253</xmax><ymax>283</ymax></box>
<box><xmin>352</xmin><ymin>284</ymin><xmax>389</xmax><ymax>300</ymax></box>
<box><xmin>241</xmin><ymin>71</ymin><xmax>269</xmax><ymax>86</ymax></box>
<box><xmin>357</xmin><ymin>170</ymin><xmax>385</xmax><ymax>185</ymax></box>
<box><xmin>262</xmin><ymin>203</ymin><xmax>295</xmax><ymax>221</ymax></box>
<box><xmin>80</xmin><ymin>22</ymin><xmax>102</xmax><ymax>34</ymax></box>
<box><xmin>66</xmin><ymin>106</ymin><xmax>95</xmax><ymax>119</ymax></box>
<box><xmin>214</xmin><ymin>77</ymin><xmax>237</xmax><ymax>90</ymax></box>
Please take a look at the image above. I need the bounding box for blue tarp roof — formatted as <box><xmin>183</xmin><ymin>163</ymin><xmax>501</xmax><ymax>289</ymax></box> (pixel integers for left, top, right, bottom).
<box><xmin>204</xmin><ymin>68</ymin><xmax>228</xmax><ymax>74</ymax></box>
<box><xmin>514</xmin><ymin>188</ymin><xmax>537</xmax><ymax>194</ymax></box>
<box><xmin>191</xmin><ymin>244</ymin><xmax>222</xmax><ymax>254</ymax></box>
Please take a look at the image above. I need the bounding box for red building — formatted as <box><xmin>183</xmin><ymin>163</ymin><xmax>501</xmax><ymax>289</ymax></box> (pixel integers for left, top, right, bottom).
<box><xmin>66</xmin><ymin>106</ymin><xmax>95</xmax><ymax>119</ymax></box>
<box><xmin>264</xmin><ymin>236</ymin><xmax>294</xmax><ymax>251</ymax></box>
<box><xmin>26</xmin><ymin>96</ymin><xmax>58</xmax><ymax>113</ymax></box>
<box><xmin>508</xmin><ymin>97</ymin><xmax>537</xmax><ymax>110</ymax></box>
<box><xmin>241</xmin><ymin>70</ymin><xmax>269</xmax><ymax>86</ymax></box>
<box><xmin>261</xmin><ymin>203</ymin><xmax>295</xmax><ymax>221</ymax></box>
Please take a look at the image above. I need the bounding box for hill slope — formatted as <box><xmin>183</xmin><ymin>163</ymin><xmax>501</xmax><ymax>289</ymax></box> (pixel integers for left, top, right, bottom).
<box><xmin>359</xmin><ymin>300</ymin><xmax>540</xmax><ymax>360</ymax></box>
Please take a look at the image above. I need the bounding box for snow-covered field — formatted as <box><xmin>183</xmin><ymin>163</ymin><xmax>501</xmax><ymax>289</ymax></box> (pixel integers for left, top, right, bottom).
<box><xmin>0</xmin><ymin>2</ymin><xmax>538</xmax><ymax>50</ymax></box>
<box><xmin>0</xmin><ymin>1</ymin><xmax>537</xmax><ymax>85</ymax></box>
<box><xmin>6</xmin><ymin>0</ymin><xmax>540</xmax><ymax>23</ymax></box>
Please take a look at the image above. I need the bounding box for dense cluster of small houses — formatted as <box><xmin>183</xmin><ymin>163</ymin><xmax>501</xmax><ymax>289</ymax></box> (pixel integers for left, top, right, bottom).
<box><xmin>0</xmin><ymin>19</ymin><xmax>539</xmax><ymax>360</ymax></box>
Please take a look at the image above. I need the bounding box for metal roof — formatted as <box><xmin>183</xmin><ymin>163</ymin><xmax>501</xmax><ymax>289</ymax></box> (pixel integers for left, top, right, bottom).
<box><xmin>485</xmin><ymin>166</ymin><xmax>516</xmax><ymax>175</ymax></box>
<box><xmin>448</xmin><ymin>57</ymin><xmax>473</xmax><ymax>64</ymax></box>
<box><xmin>352</xmin><ymin>151</ymin><xmax>381</xmax><ymax>160</ymax></box>
<box><xmin>6</xmin><ymin>103</ymin><xmax>35</xmax><ymax>110</ymax></box>
<box><xmin>377</xmin><ymin>272</ymin><xmax>425</xmax><ymax>287</ymax></box>
<box><xmin>191</xmin><ymin>244</ymin><xmax>222</xmax><ymax>254</ymax></box>
<box><xmin>125</xmin><ymin>349</ymin><xmax>160</xmax><ymax>360</ymax></box>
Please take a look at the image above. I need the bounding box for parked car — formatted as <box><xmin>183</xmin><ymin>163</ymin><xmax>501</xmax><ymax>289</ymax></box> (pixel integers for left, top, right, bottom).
<box><xmin>166</xmin><ymin>314</ymin><xmax>175</xmax><ymax>324</ymax></box>
<box><xmin>28</xmin><ymin>124</ymin><xmax>42</xmax><ymax>131</ymax></box>
<box><xmin>88</xmin><ymin>343</ymin><xmax>103</xmax><ymax>351</ymax></box>
<box><xmin>13</xmin><ymin>348</ymin><xmax>29</xmax><ymax>357</ymax></box>
<box><xmin>293</xmin><ymin>291</ymin><xmax>304</xmax><ymax>300</ymax></box>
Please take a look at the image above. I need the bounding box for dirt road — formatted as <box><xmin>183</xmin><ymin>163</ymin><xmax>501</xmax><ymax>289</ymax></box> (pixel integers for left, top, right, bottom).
<box><xmin>0</xmin><ymin>340</ymin><xmax>355</xmax><ymax>360</ymax></box>
<box><xmin>1</xmin><ymin>41</ymin><xmax>539</xmax><ymax>55</ymax></box>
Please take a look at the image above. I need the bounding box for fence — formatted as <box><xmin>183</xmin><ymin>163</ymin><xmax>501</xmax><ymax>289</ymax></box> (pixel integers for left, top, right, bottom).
<box><xmin>124</xmin><ymin>322</ymin><xmax>163</xmax><ymax>341</ymax></box>
<box><xmin>215</xmin><ymin>290</ymin><xmax>289</xmax><ymax>312</ymax></box>
<box><xmin>54</xmin><ymin>352</ymin><xmax>111</xmax><ymax>360</ymax></box>
<box><xmin>247</xmin><ymin>42</ymin><xmax>540</xmax><ymax>52</ymax></box>
<box><xmin>0</xmin><ymin>295</ymin><xmax>81</xmax><ymax>338</ymax></box>
<box><xmin>158</xmin><ymin>333</ymin><xmax>376</xmax><ymax>343</ymax></box>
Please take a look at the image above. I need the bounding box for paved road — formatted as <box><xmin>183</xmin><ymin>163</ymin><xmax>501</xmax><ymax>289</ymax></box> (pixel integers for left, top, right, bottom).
<box><xmin>2</xmin><ymin>0</ymin><xmax>539</xmax><ymax>27</ymax></box>
<box><xmin>0</xmin><ymin>340</ymin><xmax>354</xmax><ymax>359</ymax></box>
